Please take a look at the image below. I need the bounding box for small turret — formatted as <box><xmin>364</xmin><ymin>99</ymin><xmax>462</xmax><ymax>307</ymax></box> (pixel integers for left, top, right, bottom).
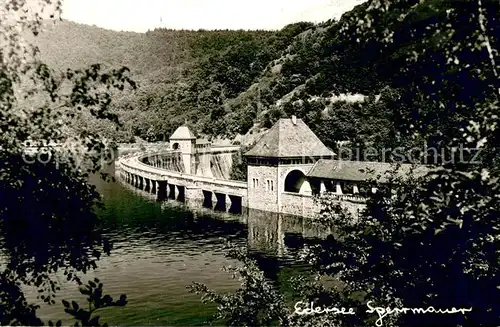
<box><xmin>169</xmin><ymin>125</ymin><xmax>196</xmax><ymax>174</ymax></box>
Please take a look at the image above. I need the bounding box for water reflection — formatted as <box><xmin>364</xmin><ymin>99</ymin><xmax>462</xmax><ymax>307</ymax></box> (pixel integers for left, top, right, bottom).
<box><xmin>23</xmin><ymin>166</ymin><xmax>331</xmax><ymax>325</ymax></box>
<box><xmin>112</xmin><ymin>177</ymin><xmax>330</xmax><ymax>263</ymax></box>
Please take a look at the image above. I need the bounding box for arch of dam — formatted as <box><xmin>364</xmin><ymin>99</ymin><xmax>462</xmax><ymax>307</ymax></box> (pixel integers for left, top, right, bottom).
<box><xmin>116</xmin><ymin>124</ymin><xmax>248</xmax><ymax>213</ymax></box>
<box><xmin>116</xmin><ymin>145</ymin><xmax>247</xmax><ymax>214</ymax></box>
<box><xmin>116</xmin><ymin>117</ymin><xmax>428</xmax><ymax>218</ymax></box>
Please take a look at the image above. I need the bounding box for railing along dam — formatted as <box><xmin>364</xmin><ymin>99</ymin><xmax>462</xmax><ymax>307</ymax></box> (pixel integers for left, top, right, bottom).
<box><xmin>116</xmin><ymin>147</ymin><xmax>247</xmax><ymax>214</ymax></box>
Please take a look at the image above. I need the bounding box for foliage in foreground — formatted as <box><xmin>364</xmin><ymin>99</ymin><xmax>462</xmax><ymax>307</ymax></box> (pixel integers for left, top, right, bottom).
<box><xmin>191</xmin><ymin>0</ymin><xmax>500</xmax><ymax>326</ymax></box>
<box><xmin>54</xmin><ymin>278</ymin><xmax>127</xmax><ymax>327</ymax></box>
<box><xmin>189</xmin><ymin>246</ymin><xmax>290</xmax><ymax>327</ymax></box>
<box><xmin>1</xmin><ymin>0</ymin><xmax>132</xmax><ymax>324</ymax></box>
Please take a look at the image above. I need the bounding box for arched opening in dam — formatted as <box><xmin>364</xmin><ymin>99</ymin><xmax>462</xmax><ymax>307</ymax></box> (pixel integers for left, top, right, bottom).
<box><xmin>176</xmin><ymin>185</ymin><xmax>185</xmax><ymax>202</ymax></box>
<box><xmin>157</xmin><ymin>181</ymin><xmax>167</xmax><ymax>200</ymax></box>
<box><xmin>202</xmin><ymin>190</ymin><xmax>213</xmax><ymax>209</ymax></box>
<box><xmin>284</xmin><ymin>170</ymin><xmax>306</xmax><ymax>193</ymax></box>
<box><xmin>168</xmin><ymin>184</ymin><xmax>176</xmax><ymax>200</ymax></box>
<box><xmin>227</xmin><ymin>195</ymin><xmax>242</xmax><ymax>214</ymax></box>
<box><xmin>213</xmin><ymin>192</ymin><xmax>226</xmax><ymax>212</ymax></box>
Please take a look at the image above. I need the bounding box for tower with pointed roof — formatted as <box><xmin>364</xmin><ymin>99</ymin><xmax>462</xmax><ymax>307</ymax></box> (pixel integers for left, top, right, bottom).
<box><xmin>244</xmin><ymin>116</ymin><xmax>335</xmax><ymax>213</ymax></box>
<box><xmin>169</xmin><ymin>125</ymin><xmax>196</xmax><ymax>174</ymax></box>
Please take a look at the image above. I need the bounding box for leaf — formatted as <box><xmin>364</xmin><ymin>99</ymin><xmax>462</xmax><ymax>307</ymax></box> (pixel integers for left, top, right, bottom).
<box><xmin>88</xmin><ymin>316</ymin><xmax>100</xmax><ymax>326</ymax></box>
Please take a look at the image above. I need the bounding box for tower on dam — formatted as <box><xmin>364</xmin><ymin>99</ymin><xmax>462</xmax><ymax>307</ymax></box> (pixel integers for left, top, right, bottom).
<box><xmin>169</xmin><ymin>125</ymin><xmax>197</xmax><ymax>174</ymax></box>
<box><xmin>122</xmin><ymin>116</ymin><xmax>428</xmax><ymax>218</ymax></box>
<box><xmin>244</xmin><ymin>115</ymin><xmax>336</xmax><ymax>213</ymax></box>
<box><xmin>168</xmin><ymin>125</ymin><xmax>216</xmax><ymax>177</ymax></box>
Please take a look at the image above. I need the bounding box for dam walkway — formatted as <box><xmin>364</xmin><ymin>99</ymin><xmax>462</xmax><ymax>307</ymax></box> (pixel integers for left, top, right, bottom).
<box><xmin>116</xmin><ymin>148</ymin><xmax>247</xmax><ymax>214</ymax></box>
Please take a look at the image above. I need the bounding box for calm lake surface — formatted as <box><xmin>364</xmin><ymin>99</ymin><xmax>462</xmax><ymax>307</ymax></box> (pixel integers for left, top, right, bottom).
<box><xmin>22</xmin><ymin>165</ymin><xmax>330</xmax><ymax>326</ymax></box>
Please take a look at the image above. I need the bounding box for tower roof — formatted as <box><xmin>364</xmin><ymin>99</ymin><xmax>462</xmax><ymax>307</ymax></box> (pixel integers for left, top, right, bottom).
<box><xmin>244</xmin><ymin>117</ymin><xmax>335</xmax><ymax>158</ymax></box>
<box><xmin>170</xmin><ymin>125</ymin><xmax>196</xmax><ymax>140</ymax></box>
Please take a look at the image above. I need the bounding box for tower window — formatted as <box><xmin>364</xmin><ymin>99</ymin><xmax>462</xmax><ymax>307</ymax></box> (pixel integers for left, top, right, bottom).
<box><xmin>265</xmin><ymin>179</ymin><xmax>274</xmax><ymax>191</ymax></box>
<box><xmin>266</xmin><ymin>179</ymin><xmax>274</xmax><ymax>191</ymax></box>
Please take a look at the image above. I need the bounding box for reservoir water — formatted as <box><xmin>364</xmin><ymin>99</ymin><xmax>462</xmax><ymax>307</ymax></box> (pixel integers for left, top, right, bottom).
<box><xmin>12</xmin><ymin>164</ymin><xmax>330</xmax><ymax>325</ymax></box>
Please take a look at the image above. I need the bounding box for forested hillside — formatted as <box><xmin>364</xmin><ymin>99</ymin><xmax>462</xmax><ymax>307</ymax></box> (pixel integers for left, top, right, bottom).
<box><xmin>32</xmin><ymin>20</ymin><xmax>310</xmax><ymax>142</ymax></box>
<box><xmin>34</xmin><ymin>0</ymin><xmax>500</xmax><ymax>157</ymax></box>
<box><xmin>216</xmin><ymin>0</ymin><xmax>500</xmax><ymax>155</ymax></box>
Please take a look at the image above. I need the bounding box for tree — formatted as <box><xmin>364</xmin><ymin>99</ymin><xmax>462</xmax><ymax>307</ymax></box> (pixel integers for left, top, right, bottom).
<box><xmin>229</xmin><ymin>144</ymin><xmax>254</xmax><ymax>182</ymax></box>
<box><xmin>193</xmin><ymin>1</ymin><xmax>500</xmax><ymax>326</ymax></box>
<box><xmin>0</xmin><ymin>0</ymin><xmax>134</xmax><ymax>324</ymax></box>
<box><xmin>189</xmin><ymin>246</ymin><xmax>290</xmax><ymax>327</ymax></box>
<box><xmin>299</xmin><ymin>0</ymin><xmax>500</xmax><ymax>325</ymax></box>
